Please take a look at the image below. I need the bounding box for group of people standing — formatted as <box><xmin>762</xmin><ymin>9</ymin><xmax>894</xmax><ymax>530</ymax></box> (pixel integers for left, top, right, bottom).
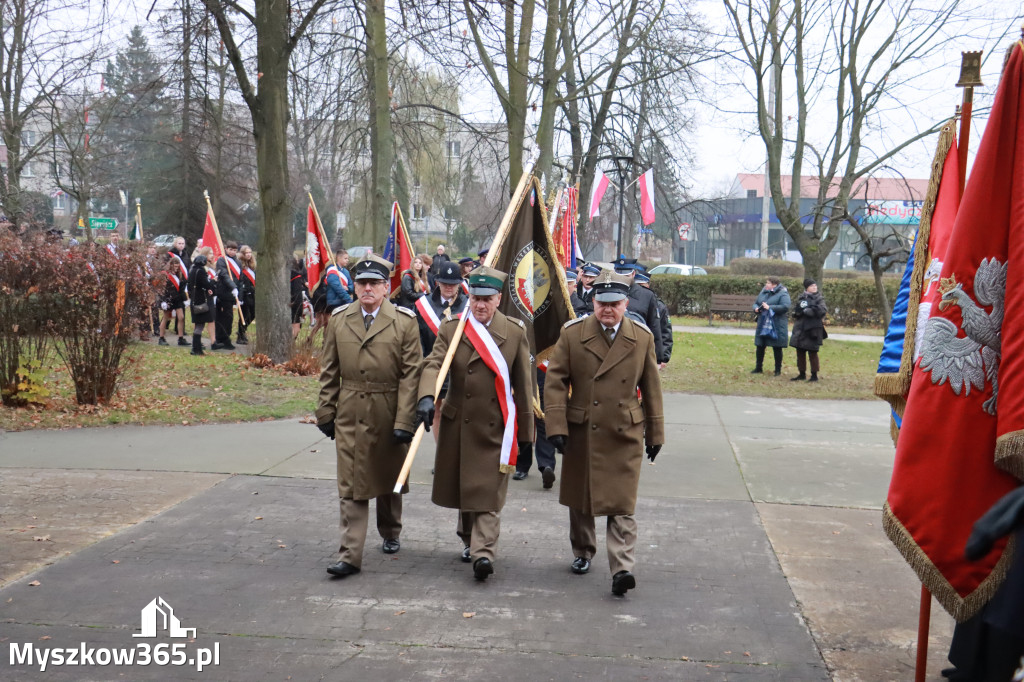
<box><xmin>315</xmin><ymin>254</ymin><xmax>664</xmax><ymax>597</ymax></box>
<box><xmin>751</xmin><ymin>277</ymin><xmax>828</xmax><ymax>380</ymax></box>
<box><xmin>149</xmin><ymin>236</ymin><xmax>255</xmax><ymax>355</ymax></box>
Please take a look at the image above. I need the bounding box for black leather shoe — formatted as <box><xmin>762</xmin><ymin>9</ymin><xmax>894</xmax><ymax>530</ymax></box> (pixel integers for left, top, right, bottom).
<box><xmin>326</xmin><ymin>561</ymin><xmax>360</xmax><ymax>578</ymax></box>
<box><xmin>222</xmin><ymin>342</ymin><xmax>236</xmax><ymax>350</ymax></box>
<box><xmin>541</xmin><ymin>467</ymin><xmax>555</xmax><ymax>489</ymax></box>
<box><xmin>461</xmin><ymin>546</ymin><xmax>472</xmax><ymax>563</ymax></box>
<box><xmin>210</xmin><ymin>342</ymin><xmax>225</xmax><ymax>351</ymax></box>
<box><xmin>158</xmin><ymin>336</ymin><xmax>169</xmax><ymax>346</ymax></box>
<box><xmin>473</xmin><ymin>557</ymin><xmax>493</xmax><ymax>581</ymax></box>
<box><xmin>512</xmin><ymin>470</ymin><xmax>527</xmax><ymax>481</ymax></box>
<box><xmin>382</xmin><ymin>539</ymin><xmax>400</xmax><ymax>554</ymax></box>
<box><xmin>570</xmin><ymin>557</ymin><xmax>590</xmax><ymax>574</ymax></box>
<box><xmin>750</xmin><ymin>368</ymin><xmax>763</xmax><ymax>374</ymax></box>
<box><xmin>177</xmin><ymin>337</ymin><xmax>190</xmax><ymax>346</ymax></box>
<box><xmin>611</xmin><ymin>570</ymin><xmax>636</xmax><ymax>596</ymax></box>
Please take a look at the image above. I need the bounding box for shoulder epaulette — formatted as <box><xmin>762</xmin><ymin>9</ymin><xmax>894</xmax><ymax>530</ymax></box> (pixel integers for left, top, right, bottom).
<box><xmin>395</xmin><ymin>306</ymin><xmax>416</xmax><ymax>318</ymax></box>
<box><xmin>630</xmin><ymin>318</ymin><xmax>653</xmax><ymax>335</ymax></box>
<box><xmin>510</xmin><ymin>317</ymin><xmax>525</xmax><ymax>328</ymax></box>
<box><xmin>562</xmin><ymin>317</ymin><xmax>586</xmax><ymax>328</ymax></box>
<box><xmin>332</xmin><ymin>303</ymin><xmax>350</xmax><ymax>316</ymax></box>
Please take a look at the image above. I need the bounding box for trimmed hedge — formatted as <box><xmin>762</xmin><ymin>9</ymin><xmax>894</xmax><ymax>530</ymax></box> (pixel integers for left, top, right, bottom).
<box><xmin>650</xmin><ymin>274</ymin><xmax>898</xmax><ymax>327</ymax></box>
<box><xmin>728</xmin><ymin>257</ymin><xmax>804</xmax><ymax>277</ymax></box>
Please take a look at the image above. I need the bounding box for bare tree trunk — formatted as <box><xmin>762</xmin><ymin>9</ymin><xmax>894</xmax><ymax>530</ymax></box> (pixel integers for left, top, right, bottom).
<box><xmin>180</xmin><ymin>0</ymin><xmax>193</xmax><ymax>236</ymax></box>
<box><xmin>366</xmin><ymin>0</ymin><xmax>393</xmax><ymax>248</ymax></box>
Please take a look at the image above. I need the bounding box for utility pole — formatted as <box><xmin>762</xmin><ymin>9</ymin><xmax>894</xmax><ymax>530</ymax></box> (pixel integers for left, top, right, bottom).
<box><xmin>612</xmin><ymin>156</ymin><xmax>633</xmax><ymax>258</ymax></box>
<box><xmin>761</xmin><ymin>10</ymin><xmax>779</xmax><ymax>260</ymax></box>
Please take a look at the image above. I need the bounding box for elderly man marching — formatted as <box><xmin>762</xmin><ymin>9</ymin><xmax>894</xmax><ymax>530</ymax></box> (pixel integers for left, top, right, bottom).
<box><xmin>315</xmin><ymin>254</ymin><xmax>423</xmax><ymax>578</ymax></box>
<box><xmin>416</xmin><ymin>266</ymin><xmax>534</xmax><ymax>581</ymax></box>
<box><xmin>544</xmin><ymin>270</ymin><xmax>665</xmax><ymax>596</ymax></box>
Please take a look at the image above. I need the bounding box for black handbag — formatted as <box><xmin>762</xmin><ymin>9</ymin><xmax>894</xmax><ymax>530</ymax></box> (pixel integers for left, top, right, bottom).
<box><xmin>192</xmin><ymin>301</ymin><xmax>210</xmax><ymax>314</ymax></box>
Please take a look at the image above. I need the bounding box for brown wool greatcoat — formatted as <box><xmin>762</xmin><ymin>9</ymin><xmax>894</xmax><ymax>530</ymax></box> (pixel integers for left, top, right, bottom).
<box><xmin>419</xmin><ymin>310</ymin><xmax>534</xmax><ymax>512</ymax></box>
<box><xmin>316</xmin><ymin>300</ymin><xmax>422</xmax><ymax>500</ymax></box>
<box><xmin>544</xmin><ymin>315</ymin><xmax>665</xmax><ymax>516</ymax></box>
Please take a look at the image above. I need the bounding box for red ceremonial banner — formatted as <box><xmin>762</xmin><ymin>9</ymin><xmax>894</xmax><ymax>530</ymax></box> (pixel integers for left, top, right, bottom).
<box><xmin>884</xmin><ymin>42</ymin><xmax>1024</xmax><ymax>621</ymax></box>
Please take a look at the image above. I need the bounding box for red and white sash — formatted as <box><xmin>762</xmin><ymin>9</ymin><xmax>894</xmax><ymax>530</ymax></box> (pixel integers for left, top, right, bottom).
<box><xmin>225</xmin><ymin>255</ymin><xmax>241</xmax><ymax>279</ymax></box>
<box><xmin>106</xmin><ymin>244</ymin><xmax>118</xmax><ymax>257</ymax></box>
<box><xmin>461</xmin><ymin>280</ymin><xmax>470</xmax><ymax>295</ymax></box>
<box><xmin>462</xmin><ymin>313</ymin><xmax>518</xmax><ymax>472</ymax></box>
<box><xmin>416</xmin><ymin>296</ymin><xmax>441</xmax><ymax>335</ymax></box>
<box><xmin>171</xmin><ymin>253</ymin><xmax>188</xmax><ymax>278</ymax></box>
<box><xmin>166</xmin><ymin>272</ymin><xmax>181</xmax><ymax>291</ymax></box>
<box><xmin>325</xmin><ymin>264</ymin><xmax>349</xmax><ymax>289</ymax></box>
<box><xmin>243</xmin><ymin>267</ymin><xmax>255</xmax><ymax>286</ymax></box>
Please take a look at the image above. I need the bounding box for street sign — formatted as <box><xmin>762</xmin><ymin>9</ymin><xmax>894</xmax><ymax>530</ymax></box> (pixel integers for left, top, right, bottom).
<box><xmin>677</xmin><ymin>222</ymin><xmax>692</xmax><ymax>241</ymax></box>
<box><xmin>88</xmin><ymin>217</ymin><xmax>118</xmax><ymax>231</ymax></box>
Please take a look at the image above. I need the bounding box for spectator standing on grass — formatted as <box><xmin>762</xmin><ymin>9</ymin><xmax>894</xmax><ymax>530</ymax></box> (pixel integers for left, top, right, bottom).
<box><xmin>158</xmin><ymin>250</ymin><xmax>190</xmax><ymax>347</ymax></box>
<box><xmin>187</xmin><ymin>249</ymin><xmax>216</xmax><ymax>356</ymax></box>
<box><xmin>236</xmin><ymin>245</ymin><xmax>256</xmax><ymax>345</ymax></box>
<box><xmin>290</xmin><ymin>255</ymin><xmax>308</xmax><ymax>340</ymax></box>
<box><xmin>430</xmin><ymin>244</ymin><xmax>450</xmax><ymax>277</ymax></box>
<box><xmin>751</xmin><ymin>276</ymin><xmax>790</xmax><ymax>376</ymax></box>
<box><xmin>789</xmin><ymin>278</ymin><xmax>827</xmax><ymax>382</ymax></box>
<box><xmin>213</xmin><ymin>241</ymin><xmax>241</xmax><ymax>351</ymax></box>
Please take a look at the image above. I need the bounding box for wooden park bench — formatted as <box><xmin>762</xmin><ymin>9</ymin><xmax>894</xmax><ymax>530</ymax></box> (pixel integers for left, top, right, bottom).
<box><xmin>708</xmin><ymin>294</ymin><xmax>757</xmax><ymax>326</ymax></box>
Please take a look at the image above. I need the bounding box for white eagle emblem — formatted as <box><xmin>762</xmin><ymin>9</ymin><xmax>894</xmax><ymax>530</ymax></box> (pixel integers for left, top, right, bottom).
<box><xmin>306</xmin><ymin>231</ymin><xmax>320</xmax><ymax>268</ymax></box>
<box><xmin>919</xmin><ymin>258</ymin><xmax>1006</xmax><ymax>415</ymax></box>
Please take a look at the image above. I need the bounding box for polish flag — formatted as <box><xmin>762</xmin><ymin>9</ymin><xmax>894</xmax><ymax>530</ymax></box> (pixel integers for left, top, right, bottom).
<box><xmin>639</xmin><ymin>168</ymin><xmax>656</xmax><ymax>226</ymax></box>
<box><xmin>588</xmin><ymin>169</ymin><xmax>610</xmax><ymax>220</ymax></box>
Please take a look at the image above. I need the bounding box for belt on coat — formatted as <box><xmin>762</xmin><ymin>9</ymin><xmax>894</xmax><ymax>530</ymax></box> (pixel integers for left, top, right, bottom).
<box><xmin>342</xmin><ymin>380</ymin><xmax>398</xmax><ymax>393</ymax></box>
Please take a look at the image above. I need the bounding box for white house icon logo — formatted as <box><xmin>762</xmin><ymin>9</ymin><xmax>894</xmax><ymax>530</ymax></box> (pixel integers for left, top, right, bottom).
<box><xmin>132</xmin><ymin>597</ymin><xmax>197</xmax><ymax>638</ymax></box>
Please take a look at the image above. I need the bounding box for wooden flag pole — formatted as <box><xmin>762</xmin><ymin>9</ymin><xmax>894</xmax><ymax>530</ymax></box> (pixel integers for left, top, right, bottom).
<box><xmin>307</xmin><ymin>190</ymin><xmax>336</xmax><ymax>284</ymax></box>
<box><xmin>915</xmin><ymin>585</ymin><xmax>931</xmax><ymax>682</ymax></box>
<box><xmin>203</xmin><ymin>190</ymin><xmax>246</xmax><ymax>326</ymax></box>
<box><xmin>955</xmin><ymin>50</ymin><xmax>983</xmax><ymax>198</ymax></box>
<box><xmin>135</xmin><ymin>198</ymin><xmax>143</xmax><ymax>241</ymax></box>
<box><xmin>393</xmin><ymin>161</ymin><xmax>537</xmax><ymax>493</ymax></box>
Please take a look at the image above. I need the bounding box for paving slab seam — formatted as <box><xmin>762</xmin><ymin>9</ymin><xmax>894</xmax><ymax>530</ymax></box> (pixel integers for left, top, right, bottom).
<box><xmin>254</xmin><ymin>436</ymin><xmax>331</xmax><ymax>476</ymax></box>
<box><xmin>710</xmin><ymin>396</ymin><xmax>754</xmax><ymax>505</ymax></box>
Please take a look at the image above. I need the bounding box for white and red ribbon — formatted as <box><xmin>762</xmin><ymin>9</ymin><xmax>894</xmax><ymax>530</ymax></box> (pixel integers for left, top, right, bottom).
<box><xmin>462</xmin><ymin>313</ymin><xmax>518</xmax><ymax>471</ymax></box>
<box><xmin>416</xmin><ymin>296</ymin><xmax>441</xmax><ymax>335</ymax></box>
<box><xmin>167</xmin><ymin>272</ymin><xmax>181</xmax><ymax>291</ymax></box>
<box><xmin>225</xmin><ymin>255</ymin><xmax>241</xmax><ymax>279</ymax></box>
<box><xmin>243</xmin><ymin>267</ymin><xmax>255</xmax><ymax>286</ymax></box>
<box><xmin>461</xmin><ymin>280</ymin><xmax>470</xmax><ymax>295</ymax></box>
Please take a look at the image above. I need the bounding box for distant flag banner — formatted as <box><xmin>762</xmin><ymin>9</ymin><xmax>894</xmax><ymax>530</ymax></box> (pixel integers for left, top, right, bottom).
<box><xmin>382</xmin><ymin>201</ymin><xmax>414</xmax><ymax>297</ymax></box>
<box><xmin>639</xmin><ymin>168</ymin><xmax>656</xmax><ymax>226</ymax></box>
<box><xmin>490</xmin><ymin>175</ymin><xmax>576</xmax><ymax>363</ymax></box>
<box><xmin>129</xmin><ymin>207</ymin><xmax>142</xmax><ymax>241</ymax></box>
<box><xmin>201</xmin><ymin>207</ymin><xmax>225</xmax><ymax>265</ymax></box>
<box><xmin>306</xmin><ymin>202</ymin><xmax>333</xmax><ymax>292</ymax></box>
<box><xmin>883</xmin><ymin>44</ymin><xmax>1024</xmax><ymax>623</ymax></box>
<box><xmin>589</xmin><ymin>169</ymin><xmax>610</xmax><ymax>220</ymax></box>
<box><xmin>552</xmin><ymin>186</ymin><xmax>580</xmax><ymax>269</ymax></box>
<box><xmin>874</xmin><ymin>120</ymin><xmax>960</xmax><ymax>443</ymax></box>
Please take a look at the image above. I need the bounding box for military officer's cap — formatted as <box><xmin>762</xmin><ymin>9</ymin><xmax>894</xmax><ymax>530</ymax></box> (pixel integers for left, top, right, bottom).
<box><xmin>467</xmin><ymin>265</ymin><xmax>507</xmax><ymax>296</ymax></box>
<box><xmin>477</xmin><ymin>248</ymin><xmax>489</xmax><ymax>259</ymax></box>
<box><xmin>435</xmin><ymin>261</ymin><xmax>463</xmax><ymax>285</ymax></box>
<box><xmin>353</xmin><ymin>253</ymin><xmax>393</xmax><ymax>281</ymax></box>
<box><xmin>564</xmin><ymin>268</ymin><xmax>578</xmax><ymax>282</ymax></box>
<box><xmin>458</xmin><ymin>257</ymin><xmax>475</xmax><ymax>265</ymax></box>
<box><xmin>634</xmin><ymin>271</ymin><xmax>650</xmax><ymax>284</ymax></box>
<box><xmin>580</xmin><ymin>262</ymin><xmax>601</xmax><ymax>276</ymax></box>
<box><xmin>592</xmin><ymin>269</ymin><xmax>631</xmax><ymax>302</ymax></box>
<box><xmin>613</xmin><ymin>256</ymin><xmax>638</xmax><ymax>274</ymax></box>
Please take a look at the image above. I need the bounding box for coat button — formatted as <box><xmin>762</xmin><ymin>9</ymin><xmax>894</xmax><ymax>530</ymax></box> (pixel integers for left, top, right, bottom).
<box><xmin>468</xmin><ymin>369</ymin><xmax>473</xmax><ymax>374</ymax></box>
<box><xmin>618</xmin><ymin>427</ymin><xmax>623</xmax><ymax>432</ymax></box>
<box><xmin>464</xmin><ymin>418</ymin><xmax>470</xmax><ymax>423</ymax></box>
<box><xmin>466</xmin><ymin>394</ymin><xmax>471</xmax><ymax>399</ymax></box>
<box><xmin>489</xmin><ymin>422</ymin><xmax>495</xmax><ymax>427</ymax></box>
<box><xmin>593</xmin><ymin>400</ymin><xmax>599</xmax><ymax>405</ymax></box>
<box><xmin>360</xmin><ymin>370</ymin><xmax>365</xmax><ymax>374</ymax></box>
<box><xmin>591</xmin><ymin>424</ymin><xmax>597</xmax><ymax>430</ymax></box>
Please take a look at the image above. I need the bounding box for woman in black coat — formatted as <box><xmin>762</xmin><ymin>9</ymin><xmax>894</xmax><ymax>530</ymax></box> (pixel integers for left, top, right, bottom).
<box><xmin>188</xmin><ymin>251</ymin><xmax>216</xmax><ymax>356</ymax></box>
<box><xmin>789</xmin><ymin>278</ymin><xmax>827</xmax><ymax>381</ymax></box>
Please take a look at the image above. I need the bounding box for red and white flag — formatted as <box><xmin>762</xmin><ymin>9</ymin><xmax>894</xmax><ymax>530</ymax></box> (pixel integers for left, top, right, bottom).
<box><xmin>884</xmin><ymin>43</ymin><xmax>1024</xmax><ymax>622</ymax></box>
<box><xmin>201</xmin><ymin>207</ymin><xmax>225</xmax><ymax>265</ymax></box>
<box><xmin>588</xmin><ymin>169</ymin><xmax>610</xmax><ymax>220</ymax></box>
<box><xmin>639</xmin><ymin>168</ymin><xmax>656</xmax><ymax>226</ymax></box>
<box><xmin>306</xmin><ymin>203</ymin><xmax>333</xmax><ymax>292</ymax></box>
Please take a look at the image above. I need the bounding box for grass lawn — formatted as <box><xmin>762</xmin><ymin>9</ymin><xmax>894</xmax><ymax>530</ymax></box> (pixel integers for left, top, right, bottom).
<box><xmin>671</xmin><ymin>314</ymin><xmax>885</xmax><ymax>337</ymax></box>
<box><xmin>660</xmin><ymin>331</ymin><xmax>882</xmax><ymax>400</ymax></box>
<box><xmin>0</xmin><ymin>342</ymin><xmax>318</xmax><ymax>432</ymax></box>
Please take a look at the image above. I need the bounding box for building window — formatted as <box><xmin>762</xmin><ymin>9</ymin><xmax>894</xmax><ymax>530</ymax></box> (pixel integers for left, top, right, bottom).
<box><xmin>412</xmin><ymin>172</ymin><xmax>420</xmax><ymax>188</ymax></box>
<box><xmin>21</xmin><ymin>130</ymin><xmax>36</xmax><ymax>147</ymax></box>
<box><xmin>411</xmin><ymin>203</ymin><xmax>428</xmax><ymax>220</ymax></box>
<box><xmin>52</xmin><ymin>192</ymin><xmax>66</xmax><ymax>210</ymax></box>
<box><xmin>21</xmin><ymin>162</ymin><xmax>34</xmax><ymax>178</ymax></box>
<box><xmin>746</xmin><ymin>189</ymin><xmax>757</xmax><ymax>199</ymax></box>
<box><xmin>443</xmin><ymin>206</ymin><xmax>457</xmax><ymax>222</ymax></box>
<box><xmin>446</xmin><ymin>140</ymin><xmax>461</xmax><ymax>158</ymax></box>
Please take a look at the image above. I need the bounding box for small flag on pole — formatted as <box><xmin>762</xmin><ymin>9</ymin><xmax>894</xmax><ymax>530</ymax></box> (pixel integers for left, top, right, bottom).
<box><xmin>382</xmin><ymin>201</ymin><xmax>415</xmax><ymax>296</ymax></box>
<box><xmin>129</xmin><ymin>200</ymin><xmax>143</xmax><ymax>241</ymax></box>
<box><xmin>639</xmin><ymin>168</ymin><xmax>656</xmax><ymax>226</ymax></box>
<box><xmin>306</xmin><ymin>199</ymin><xmax>334</xmax><ymax>292</ymax></box>
<box><xmin>589</xmin><ymin>169</ymin><xmax>610</xmax><ymax>221</ymax></box>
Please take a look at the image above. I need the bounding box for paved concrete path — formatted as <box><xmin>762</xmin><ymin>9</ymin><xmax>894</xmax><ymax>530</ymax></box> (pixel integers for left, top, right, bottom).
<box><xmin>674</xmin><ymin>325</ymin><xmax>883</xmax><ymax>344</ymax></box>
<box><xmin>0</xmin><ymin>395</ymin><xmax>953</xmax><ymax>680</ymax></box>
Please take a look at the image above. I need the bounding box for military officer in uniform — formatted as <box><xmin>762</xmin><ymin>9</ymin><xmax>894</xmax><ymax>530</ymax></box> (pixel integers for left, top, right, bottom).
<box><xmin>416</xmin><ymin>266</ymin><xmax>534</xmax><ymax>581</ymax></box>
<box><xmin>316</xmin><ymin>254</ymin><xmax>423</xmax><ymax>578</ymax></box>
<box><xmin>576</xmin><ymin>262</ymin><xmax>601</xmax><ymax>314</ymax></box>
<box><xmin>635</xmin><ymin>270</ymin><xmax>673</xmax><ymax>364</ymax></box>
<box><xmin>415</xmin><ymin>260</ymin><xmax>468</xmax><ymax>355</ymax></box>
<box><xmin>544</xmin><ymin>269</ymin><xmax>665</xmax><ymax>596</ymax></box>
<box><xmin>614</xmin><ymin>257</ymin><xmax>667</xmax><ymax>367</ymax></box>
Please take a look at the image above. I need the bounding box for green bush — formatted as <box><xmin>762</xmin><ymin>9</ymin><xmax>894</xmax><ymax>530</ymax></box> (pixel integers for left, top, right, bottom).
<box><xmin>728</xmin><ymin>257</ymin><xmax>805</xmax><ymax>277</ymax></box>
<box><xmin>650</xmin><ymin>274</ymin><xmax>898</xmax><ymax>327</ymax></box>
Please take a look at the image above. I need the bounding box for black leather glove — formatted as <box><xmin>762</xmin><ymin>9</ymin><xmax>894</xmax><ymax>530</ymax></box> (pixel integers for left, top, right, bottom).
<box><xmin>393</xmin><ymin>429</ymin><xmax>413</xmax><ymax>444</ymax></box>
<box><xmin>965</xmin><ymin>486</ymin><xmax>1024</xmax><ymax>561</ymax></box>
<box><xmin>416</xmin><ymin>397</ymin><xmax>435</xmax><ymax>432</ymax></box>
<box><xmin>549</xmin><ymin>435</ymin><xmax>567</xmax><ymax>453</ymax></box>
<box><xmin>518</xmin><ymin>441</ymin><xmax>532</xmax><ymax>461</ymax></box>
<box><xmin>317</xmin><ymin>420</ymin><xmax>335</xmax><ymax>440</ymax></box>
<box><xmin>646</xmin><ymin>444</ymin><xmax>662</xmax><ymax>462</ymax></box>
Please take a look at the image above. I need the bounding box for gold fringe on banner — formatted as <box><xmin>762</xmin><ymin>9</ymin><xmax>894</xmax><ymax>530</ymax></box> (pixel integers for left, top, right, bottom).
<box><xmin>873</xmin><ymin>121</ymin><xmax>957</xmax><ymax>413</ymax></box>
<box><xmin>883</xmin><ymin>502</ymin><xmax>1015</xmax><ymax>622</ymax></box>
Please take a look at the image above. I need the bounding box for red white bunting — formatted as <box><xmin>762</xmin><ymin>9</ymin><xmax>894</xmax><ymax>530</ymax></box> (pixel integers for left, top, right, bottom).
<box><xmin>462</xmin><ymin>312</ymin><xmax>518</xmax><ymax>470</ymax></box>
<box><xmin>639</xmin><ymin>168</ymin><xmax>656</xmax><ymax>226</ymax></box>
<box><xmin>589</xmin><ymin>169</ymin><xmax>610</xmax><ymax>220</ymax></box>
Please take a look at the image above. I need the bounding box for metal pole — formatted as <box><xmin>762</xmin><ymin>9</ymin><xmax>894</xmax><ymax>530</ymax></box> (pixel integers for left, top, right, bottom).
<box><xmin>613</xmin><ymin>156</ymin><xmax>632</xmax><ymax>259</ymax></box>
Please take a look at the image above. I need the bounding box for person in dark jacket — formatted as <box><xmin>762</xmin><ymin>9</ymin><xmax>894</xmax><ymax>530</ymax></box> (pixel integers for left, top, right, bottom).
<box><xmin>613</xmin><ymin>258</ymin><xmax>666</xmax><ymax>365</ymax></box>
<box><xmin>635</xmin><ymin>271</ymin><xmax>673</xmax><ymax>365</ymax></box>
<box><xmin>751</xmin><ymin>276</ymin><xmax>790</xmax><ymax>376</ymax></box>
<box><xmin>158</xmin><ymin>250</ymin><xmax>190</xmax><ymax>347</ymax></box>
<box><xmin>429</xmin><ymin>244</ymin><xmax>451</xmax><ymax>277</ymax></box>
<box><xmin>212</xmin><ymin>240</ymin><xmax>241</xmax><ymax>350</ymax></box>
<box><xmin>290</xmin><ymin>256</ymin><xmax>309</xmax><ymax>339</ymax></box>
<box><xmin>565</xmin><ymin>269</ymin><xmax>587</xmax><ymax>315</ymax></box>
<box><xmin>414</xmin><ymin>260</ymin><xmax>467</xmax><ymax>356</ymax></box>
<box><xmin>576</xmin><ymin>262</ymin><xmax>600</xmax><ymax>314</ymax></box>
<box><xmin>398</xmin><ymin>256</ymin><xmax>431</xmax><ymax>308</ymax></box>
<box><xmin>188</xmin><ymin>250</ymin><xmax>216</xmax><ymax>356</ymax></box>
<box><xmin>789</xmin><ymin>278</ymin><xmax>827</xmax><ymax>381</ymax></box>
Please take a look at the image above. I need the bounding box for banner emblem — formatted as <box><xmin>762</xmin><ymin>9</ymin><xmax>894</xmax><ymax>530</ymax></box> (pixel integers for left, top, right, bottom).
<box><xmin>509</xmin><ymin>242</ymin><xmax>552</xmax><ymax>319</ymax></box>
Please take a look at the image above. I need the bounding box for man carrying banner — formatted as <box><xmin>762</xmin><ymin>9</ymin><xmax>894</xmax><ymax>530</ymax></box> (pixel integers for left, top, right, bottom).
<box><xmin>316</xmin><ymin>254</ymin><xmax>423</xmax><ymax>579</ymax></box>
<box><xmin>544</xmin><ymin>270</ymin><xmax>665</xmax><ymax>596</ymax></box>
<box><xmin>213</xmin><ymin>240</ymin><xmax>241</xmax><ymax>350</ymax></box>
<box><xmin>415</xmin><ymin>266</ymin><xmax>534</xmax><ymax>582</ymax></box>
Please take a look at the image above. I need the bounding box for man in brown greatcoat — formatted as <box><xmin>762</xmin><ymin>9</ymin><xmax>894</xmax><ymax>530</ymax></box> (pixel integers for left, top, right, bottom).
<box><xmin>416</xmin><ymin>265</ymin><xmax>534</xmax><ymax>581</ymax></box>
<box><xmin>316</xmin><ymin>253</ymin><xmax>423</xmax><ymax>578</ymax></box>
<box><xmin>544</xmin><ymin>269</ymin><xmax>665</xmax><ymax>596</ymax></box>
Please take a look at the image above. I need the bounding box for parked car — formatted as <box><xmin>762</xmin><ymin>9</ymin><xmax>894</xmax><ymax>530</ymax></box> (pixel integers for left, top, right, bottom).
<box><xmin>346</xmin><ymin>246</ymin><xmax>374</xmax><ymax>260</ymax></box>
<box><xmin>649</xmin><ymin>263</ymin><xmax>708</xmax><ymax>276</ymax></box>
<box><xmin>151</xmin><ymin>234</ymin><xmax>177</xmax><ymax>247</ymax></box>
